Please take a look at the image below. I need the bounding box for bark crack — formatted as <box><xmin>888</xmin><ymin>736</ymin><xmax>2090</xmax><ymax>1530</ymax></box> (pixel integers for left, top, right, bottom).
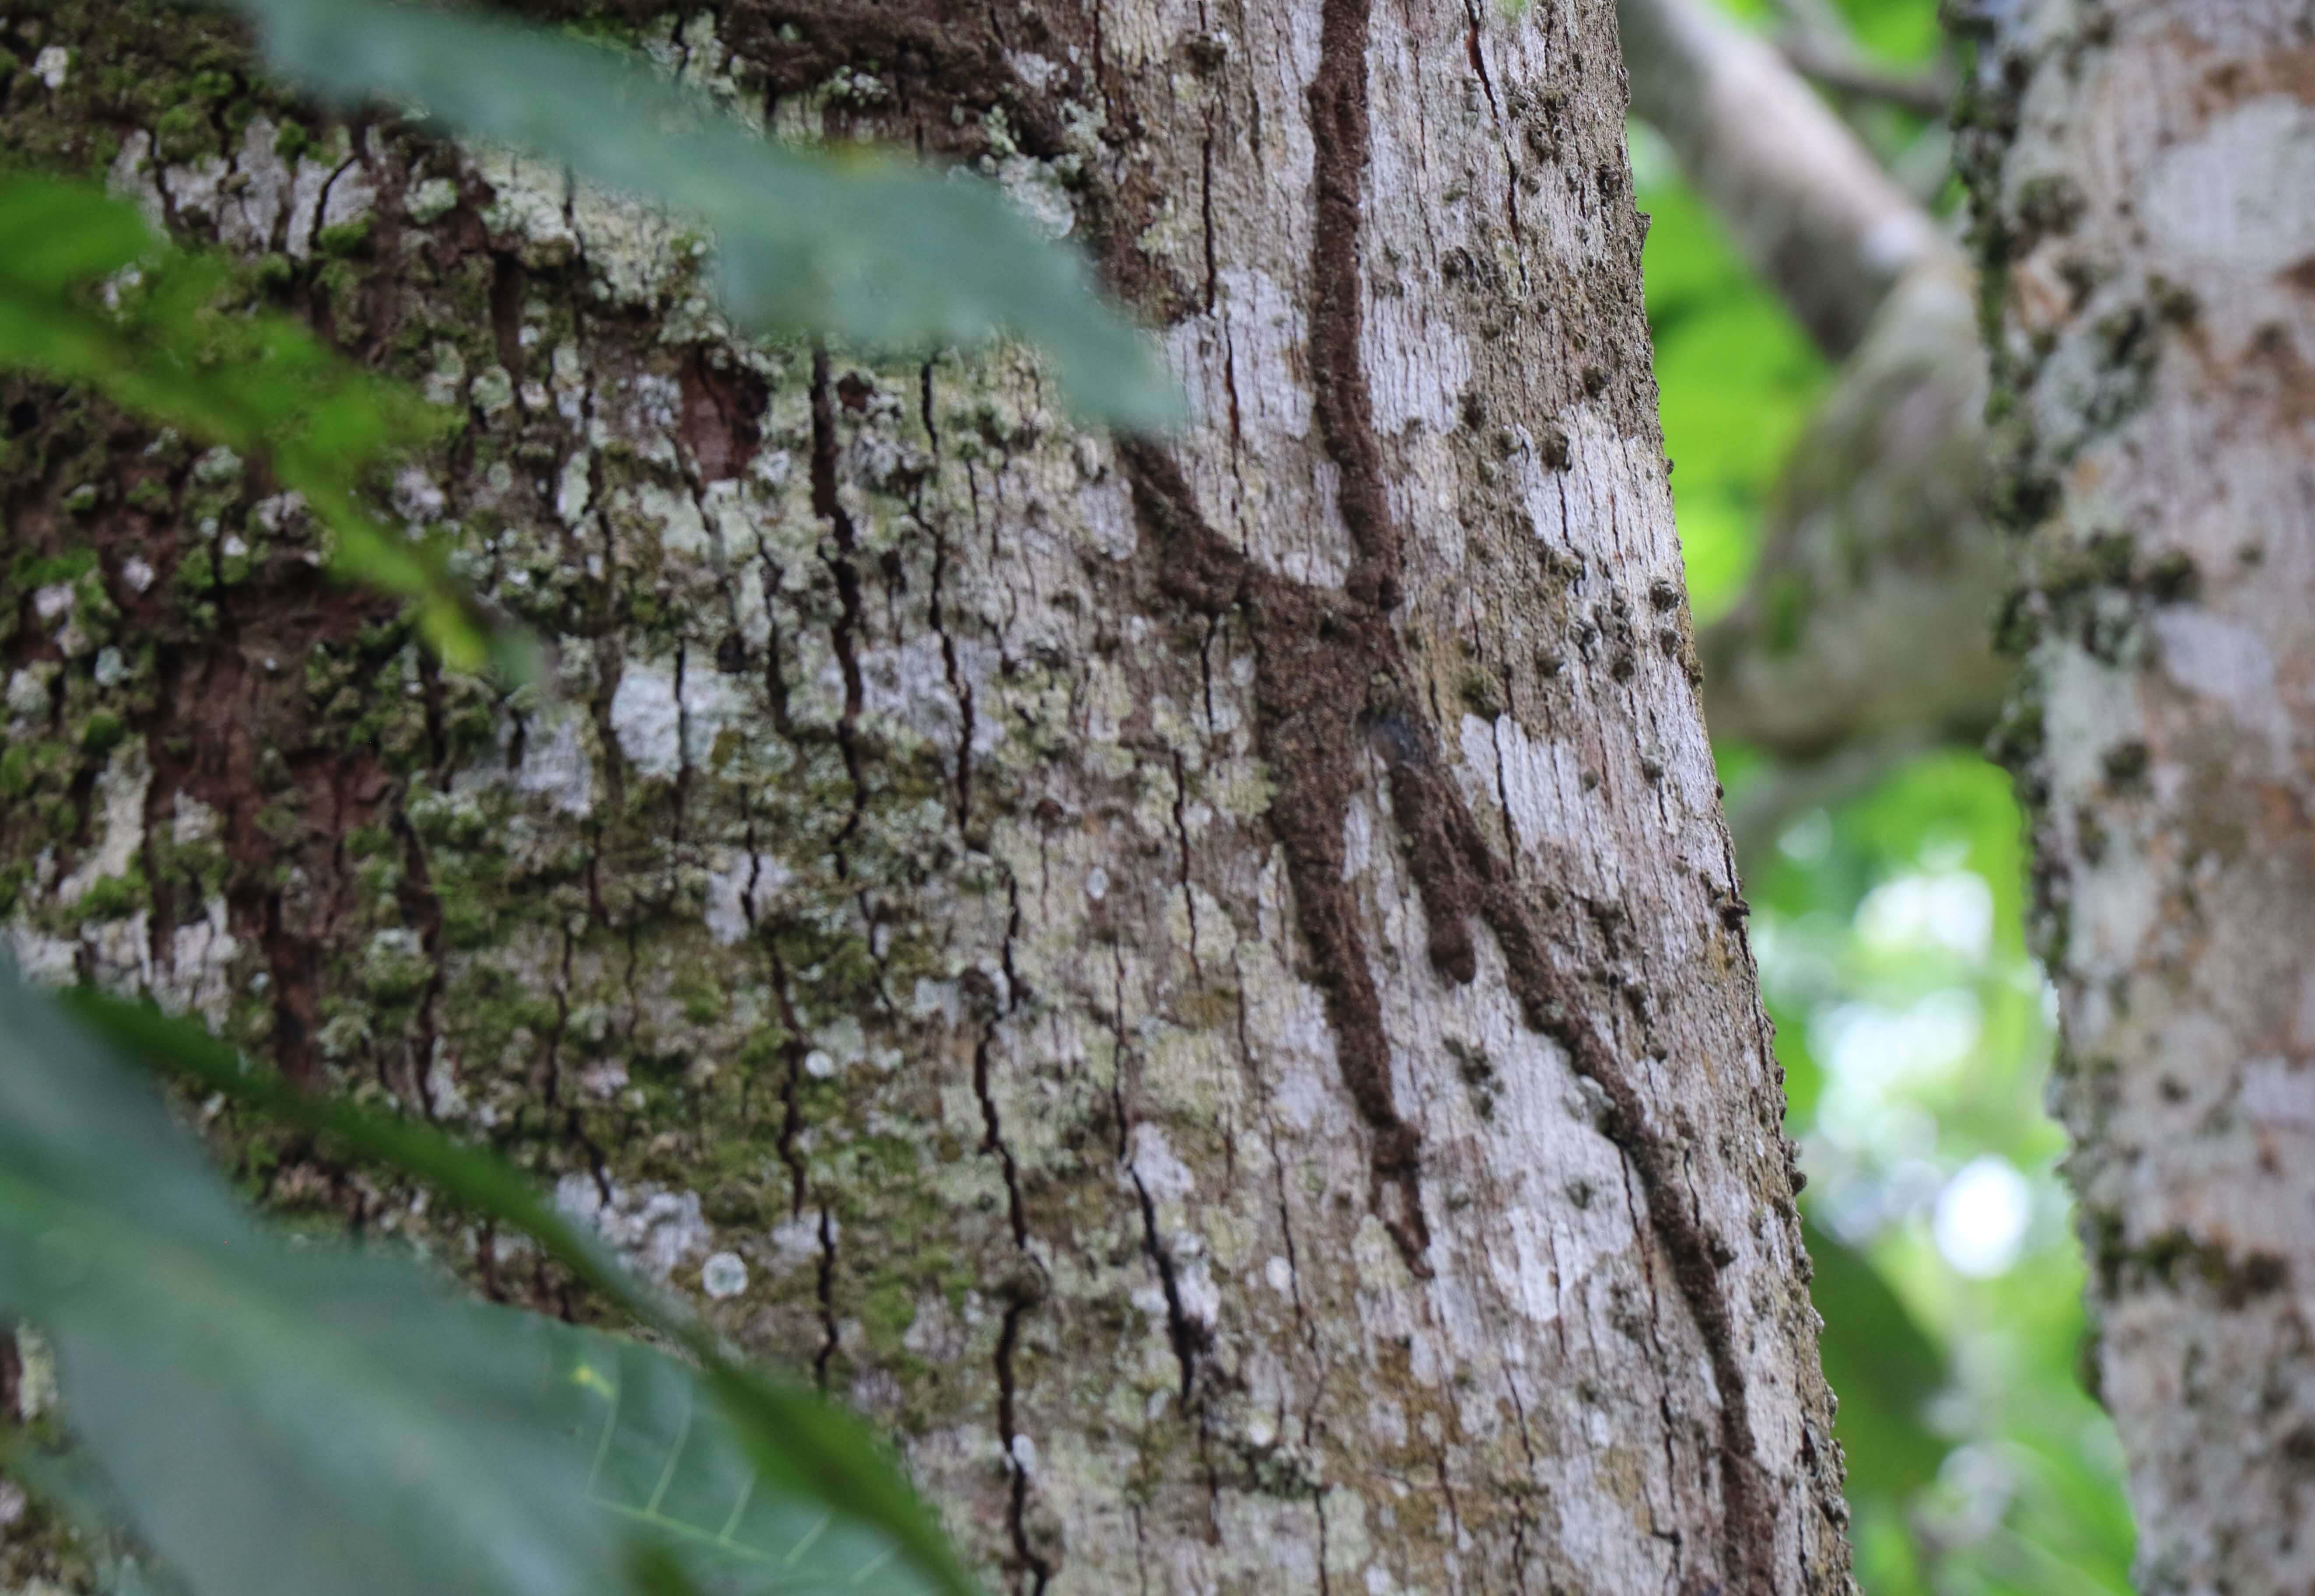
<box><xmin>538</xmin><ymin>918</ymin><xmax>614</xmax><ymax>1207</ymax></box>
<box><xmin>1199</xmin><ymin>133</ymin><xmax>1219</xmax><ymax>315</ymax></box>
<box><xmin>1460</xmin><ymin>0</ymin><xmax>1526</xmax><ymax>252</ymax></box>
<box><xmin>808</xmin><ymin>346</ymin><xmax>870</xmax><ymax>876</ymax></box>
<box><xmin>1168</xmin><ymin>749</ymin><xmax>1200</xmax><ymax>979</ymax></box>
<box><xmin>669</xmin><ymin>638</ymin><xmax>692</xmax><ymax>845</ymax></box>
<box><xmin>1109</xmin><ymin>947</ymin><xmax>1206</xmax><ymax>1403</ymax></box>
<box><xmin>925</xmin><ymin>501</ymin><xmax>976</xmax><ymax>830</ymax></box>
<box><xmin>973</xmin><ymin>871</ymin><xmax>1053</xmax><ymax>1593</ymax></box>
<box><xmin>993</xmin><ymin>1292</ymin><xmax>1052</xmax><ymax>1596</ymax></box>
<box><xmin>972</xmin><ymin>1005</ymin><xmax>1031</xmax><ymax>1251</ymax></box>
<box><xmin>811</xmin><ymin>1203</ymin><xmax>839</xmax><ymax>1388</ymax></box>
<box><xmin>1500</xmin><ymin>1366</ymin><xmax>1543</xmax><ymax>1595</ymax></box>
<box><xmin>765</xmin><ymin>945</ymin><xmax>813</xmax><ymax>1216</ymax></box>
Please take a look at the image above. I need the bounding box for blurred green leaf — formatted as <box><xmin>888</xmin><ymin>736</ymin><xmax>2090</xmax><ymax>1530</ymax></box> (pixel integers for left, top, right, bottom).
<box><xmin>0</xmin><ymin>970</ymin><xmax>620</xmax><ymax>1596</ymax></box>
<box><xmin>550</xmin><ymin>1322</ymin><xmax>946</xmax><ymax>1595</ymax></box>
<box><xmin>0</xmin><ymin>175</ymin><xmax>498</xmax><ymax>672</ymax></box>
<box><xmin>0</xmin><ymin>178</ymin><xmax>152</xmax><ymax>290</ymax></box>
<box><xmin>0</xmin><ymin>970</ymin><xmax>979</xmax><ymax>1596</ymax></box>
<box><xmin>230</xmin><ymin>0</ymin><xmax>1177</xmax><ymax>429</ymax></box>
<box><xmin>61</xmin><ymin>986</ymin><xmax>980</xmax><ymax>1596</ymax></box>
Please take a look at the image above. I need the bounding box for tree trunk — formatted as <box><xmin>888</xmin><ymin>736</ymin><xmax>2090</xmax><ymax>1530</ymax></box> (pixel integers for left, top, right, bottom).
<box><xmin>0</xmin><ymin>1</ymin><xmax>1849</xmax><ymax>1590</ymax></box>
<box><xmin>1956</xmin><ymin>0</ymin><xmax>2315</xmax><ymax>1589</ymax></box>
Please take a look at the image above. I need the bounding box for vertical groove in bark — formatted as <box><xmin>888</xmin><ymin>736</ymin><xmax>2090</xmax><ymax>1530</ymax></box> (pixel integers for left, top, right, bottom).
<box><xmin>1957</xmin><ymin>0</ymin><xmax>2315</xmax><ymax>1589</ymax></box>
<box><xmin>807</xmin><ymin>345</ymin><xmax>870</xmax><ymax>875</ymax></box>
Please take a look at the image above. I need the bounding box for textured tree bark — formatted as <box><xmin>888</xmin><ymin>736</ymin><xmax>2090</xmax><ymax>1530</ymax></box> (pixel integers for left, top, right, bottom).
<box><xmin>0</xmin><ymin>0</ymin><xmax>1849</xmax><ymax>1590</ymax></box>
<box><xmin>1955</xmin><ymin>0</ymin><xmax>2315</xmax><ymax>1589</ymax></box>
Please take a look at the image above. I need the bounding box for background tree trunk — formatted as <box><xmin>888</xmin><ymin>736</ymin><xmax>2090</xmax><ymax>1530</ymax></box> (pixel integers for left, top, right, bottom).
<box><xmin>1955</xmin><ymin>0</ymin><xmax>2315</xmax><ymax>1589</ymax></box>
<box><xmin>0</xmin><ymin>0</ymin><xmax>1848</xmax><ymax>1589</ymax></box>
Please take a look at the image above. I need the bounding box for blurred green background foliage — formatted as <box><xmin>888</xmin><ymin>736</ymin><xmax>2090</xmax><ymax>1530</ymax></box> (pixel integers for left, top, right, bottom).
<box><xmin>1633</xmin><ymin>0</ymin><xmax>2136</xmax><ymax>1588</ymax></box>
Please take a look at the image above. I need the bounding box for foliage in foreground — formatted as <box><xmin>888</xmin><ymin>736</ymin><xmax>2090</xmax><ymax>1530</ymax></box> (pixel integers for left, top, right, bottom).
<box><xmin>0</xmin><ymin>176</ymin><xmax>501</xmax><ymax>672</ymax></box>
<box><xmin>0</xmin><ymin>970</ymin><xmax>979</xmax><ymax>1596</ymax></box>
<box><xmin>228</xmin><ymin>0</ymin><xmax>1175</xmax><ymax>430</ymax></box>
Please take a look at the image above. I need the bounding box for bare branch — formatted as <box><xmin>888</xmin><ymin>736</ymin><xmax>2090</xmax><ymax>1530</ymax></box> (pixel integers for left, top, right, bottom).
<box><xmin>1776</xmin><ymin>34</ymin><xmax>1952</xmax><ymax>119</ymax></box>
<box><xmin>1620</xmin><ymin>0</ymin><xmax>2011</xmax><ymax>803</ymax></box>
<box><xmin>1617</xmin><ymin>0</ymin><xmax>1951</xmax><ymax>356</ymax></box>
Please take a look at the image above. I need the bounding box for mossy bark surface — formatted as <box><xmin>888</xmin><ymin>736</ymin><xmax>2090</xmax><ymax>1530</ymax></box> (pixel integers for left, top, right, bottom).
<box><xmin>0</xmin><ymin>1</ymin><xmax>1847</xmax><ymax>1590</ymax></box>
<box><xmin>1957</xmin><ymin>0</ymin><xmax>2315</xmax><ymax>1589</ymax></box>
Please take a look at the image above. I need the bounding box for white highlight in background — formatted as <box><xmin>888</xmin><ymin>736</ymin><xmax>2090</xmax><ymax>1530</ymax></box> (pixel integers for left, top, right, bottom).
<box><xmin>1856</xmin><ymin>870</ymin><xmax>1995</xmax><ymax>962</ymax></box>
<box><xmin>1934</xmin><ymin>1155</ymin><xmax>2031</xmax><ymax>1277</ymax></box>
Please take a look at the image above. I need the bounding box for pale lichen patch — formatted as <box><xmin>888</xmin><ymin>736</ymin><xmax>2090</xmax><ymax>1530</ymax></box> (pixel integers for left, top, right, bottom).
<box><xmin>555</xmin><ymin>1175</ymin><xmax>713</xmax><ymax>1284</ymax></box>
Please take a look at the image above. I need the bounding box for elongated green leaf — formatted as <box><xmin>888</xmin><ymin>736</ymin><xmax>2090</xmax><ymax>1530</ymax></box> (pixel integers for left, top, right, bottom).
<box><xmin>0</xmin><ymin>176</ymin><xmax>501</xmax><ymax>672</ymax></box>
<box><xmin>546</xmin><ymin>1321</ymin><xmax>943</xmax><ymax>1596</ymax></box>
<box><xmin>0</xmin><ymin>178</ymin><xmax>151</xmax><ymax>290</ymax></box>
<box><xmin>59</xmin><ymin>986</ymin><xmax>980</xmax><ymax>1596</ymax></box>
<box><xmin>227</xmin><ymin>0</ymin><xmax>1176</xmax><ymax>427</ymax></box>
<box><xmin>0</xmin><ymin>972</ymin><xmax>620</xmax><ymax>1596</ymax></box>
<box><xmin>0</xmin><ymin>972</ymin><xmax>977</xmax><ymax>1596</ymax></box>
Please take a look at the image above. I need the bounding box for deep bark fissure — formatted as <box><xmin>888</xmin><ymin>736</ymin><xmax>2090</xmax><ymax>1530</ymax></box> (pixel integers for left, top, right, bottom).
<box><xmin>807</xmin><ymin>346</ymin><xmax>870</xmax><ymax>876</ymax></box>
<box><xmin>972</xmin><ymin>1012</ymin><xmax>1031</xmax><ymax>1250</ymax></box>
<box><xmin>1108</xmin><ymin>947</ymin><xmax>1207</xmax><ymax>1403</ymax></box>
<box><xmin>810</xmin><ymin>1203</ymin><xmax>840</xmax><ymax>1387</ymax></box>
<box><xmin>764</xmin><ymin>945</ymin><xmax>814</xmax><ymax>1216</ymax></box>
<box><xmin>1167</xmin><ymin>749</ymin><xmax>1201</xmax><ymax>979</ymax></box>
<box><xmin>994</xmin><ymin>1295</ymin><xmax>1055</xmax><ymax>1596</ymax></box>
<box><xmin>925</xmin><ymin>505</ymin><xmax>977</xmax><ymax>830</ymax></box>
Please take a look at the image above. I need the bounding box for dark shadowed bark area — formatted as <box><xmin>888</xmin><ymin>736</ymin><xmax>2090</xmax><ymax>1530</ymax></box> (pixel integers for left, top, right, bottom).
<box><xmin>0</xmin><ymin>0</ymin><xmax>1849</xmax><ymax>1589</ymax></box>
